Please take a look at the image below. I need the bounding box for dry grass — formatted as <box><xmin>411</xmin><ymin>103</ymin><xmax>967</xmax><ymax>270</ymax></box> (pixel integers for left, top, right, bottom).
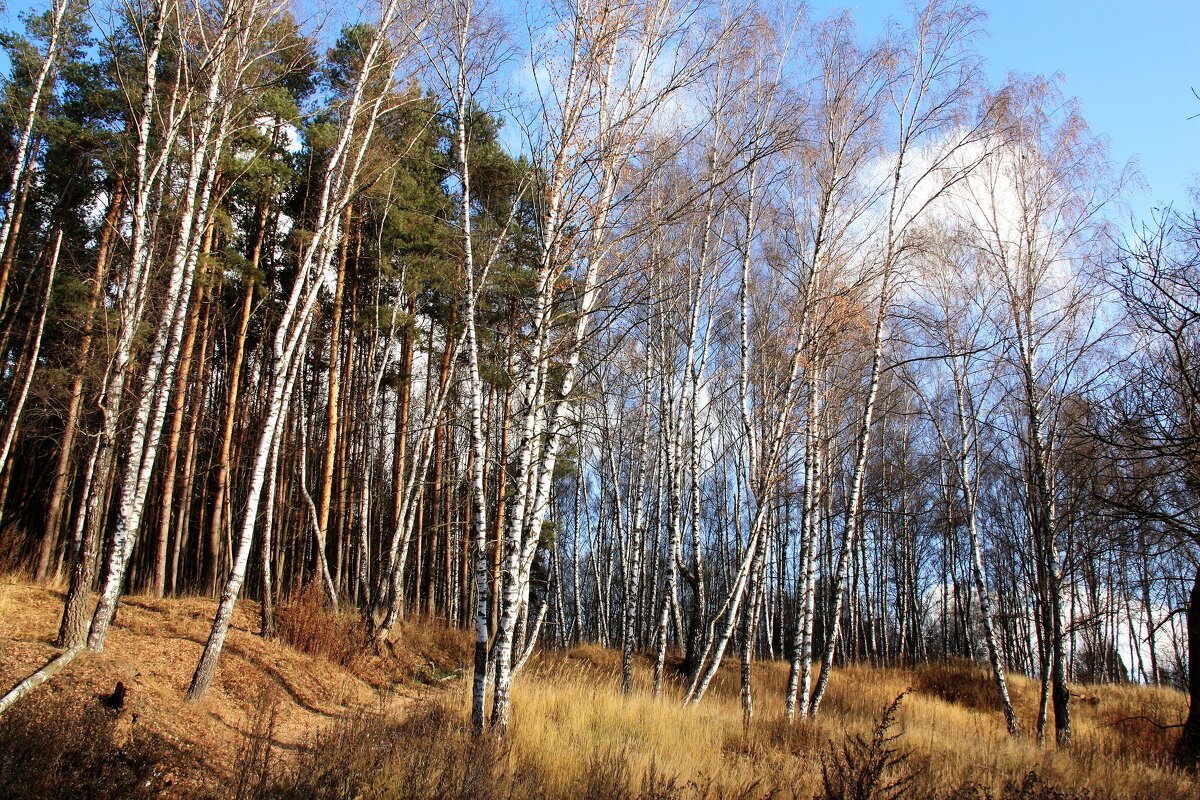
<box><xmin>238</xmin><ymin>693</ymin><xmax>767</xmax><ymax>800</ymax></box>
<box><xmin>2</xmin><ymin>576</ymin><xmax>1196</xmax><ymax>799</ymax></box>
<box><xmin>912</xmin><ymin>659</ymin><xmax>1004</xmax><ymax>712</ymax></box>
<box><xmin>426</xmin><ymin>651</ymin><xmax>1197</xmax><ymax>799</ymax></box>
<box><xmin>220</xmin><ymin>648</ymin><xmax>1195</xmax><ymax>799</ymax></box>
<box><xmin>0</xmin><ymin>577</ymin><xmax>15</xmax><ymax>663</ymax></box>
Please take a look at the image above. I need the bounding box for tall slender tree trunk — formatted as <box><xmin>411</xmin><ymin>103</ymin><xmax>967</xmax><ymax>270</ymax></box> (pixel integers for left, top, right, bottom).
<box><xmin>151</xmin><ymin>247</ymin><xmax>208</xmax><ymax>597</ymax></box>
<box><xmin>0</xmin><ymin>0</ymin><xmax>71</xmax><ymax>313</ymax></box>
<box><xmin>490</xmin><ymin>302</ymin><xmax>516</xmax><ymax>631</ymax></box>
<box><xmin>383</xmin><ymin>301</ymin><xmax>414</xmax><ymax>609</ymax></box>
<box><xmin>808</xmin><ymin>273</ymin><xmax>889</xmax><ymax>718</ymax></box>
<box><xmin>0</xmin><ymin>231</ymin><xmax>61</xmax><ymax>504</ymax></box>
<box><xmin>1175</xmin><ymin>565</ymin><xmax>1200</xmax><ymax>767</ymax></box>
<box><xmin>38</xmin><ymin>180</ymin><xmax>124</xmax><ymax>581</ymax></box>
<box><xmin>948</xmin><ymin>358</ymin><xmax>1019</xmax><ymax>734</ymax></box>
<box><xmin>315</xmin><ymin>209</ymin><xmax>352</xmax><ymax>609</ymax></box>
<box><xmin>787</xmin><ymin>377</ymin><xmax>821</xmax><ymax>721</ymax></box>
<box><xmin>0</xmin><ymin>153</ymin><xmax>38</xmax><ymax>324</ymax></box>
<box><xmin>621</xmin><ymin>358</ymin><xmax>653</xmax><ymax>694</ymax></box>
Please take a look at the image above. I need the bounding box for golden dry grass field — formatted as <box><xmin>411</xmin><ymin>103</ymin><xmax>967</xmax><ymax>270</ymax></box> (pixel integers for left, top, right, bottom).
<box><xmin>1</xmin><ymin>576</ymin><xmax>1195</xmax><ymax>799</ymax></box>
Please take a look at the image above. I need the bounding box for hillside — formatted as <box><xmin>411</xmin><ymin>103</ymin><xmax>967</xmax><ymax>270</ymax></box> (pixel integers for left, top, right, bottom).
<box><xmin>2</xmin><ymin>0</ymin><xmax>1198</xmax><ymax>794</ymax></box>
<box><xmin>0</xmin><ymin>579</ymin><xmax>470</xmax><ymax>798</ymax></box>
<box><xmin>1</xmin><ymin>578</ymin><xmax>1196</xmax><ymax>799</ymax></box>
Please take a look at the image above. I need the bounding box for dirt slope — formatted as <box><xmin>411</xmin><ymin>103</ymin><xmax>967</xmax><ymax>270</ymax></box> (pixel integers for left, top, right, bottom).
<box><xmin>0</xmin><ymin>578</ymin><xmax>467</xmax><ymax>796</ymax></box>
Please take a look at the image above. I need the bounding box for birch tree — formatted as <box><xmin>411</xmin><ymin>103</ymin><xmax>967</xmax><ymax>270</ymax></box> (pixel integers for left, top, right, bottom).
<box><xmin>188</xmin><ymin>0</ymin><xmax>434</xmax><ymax>699</ymax></box>
<box><xmin>0</xmin><ymin>0</ymin><xmax>72</xmax><ymax>314</ymax></box>
<box><xmin>488</xmin><ymin>0</ymin><xmax>718</xmax><ymax>731</ymax></box>
<box><xmin>809</xmin><ymin>0</ymin><xmax>993</xmax><ymax>718</ymax></box>
<box><xmin>911</xmin><ymin>232</ymin><xmax>1019</xmax><ymax>734</ymax></box>
<box><xmin>962</xmin><ymin>75</ymin><xmax>1120</xmax><ymax>744</ymax></box>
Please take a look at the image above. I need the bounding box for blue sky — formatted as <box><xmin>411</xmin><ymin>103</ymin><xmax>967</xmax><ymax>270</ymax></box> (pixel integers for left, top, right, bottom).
<box><xmin>2</xmin><ymin>0</ymin><xmax>1196</xmax><ymax>219</ymax></box>
<box><xmin>814</xmin><ymin>0</ymin><xmax>1200</xmax><ymax>219</ymax></box>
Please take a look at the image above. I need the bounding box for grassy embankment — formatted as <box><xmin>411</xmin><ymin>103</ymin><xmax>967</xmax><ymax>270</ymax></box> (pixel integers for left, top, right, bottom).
<box><xmin>0</xmin><ymin>577</ymin><xmax>1194</xmax><ymax>799</ymax></box>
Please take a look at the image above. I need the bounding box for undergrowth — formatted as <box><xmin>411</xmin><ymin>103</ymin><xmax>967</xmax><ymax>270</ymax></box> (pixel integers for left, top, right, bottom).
<box><xmin>0</xmin><ymin>690</ymin><xmax>176</xmax><ymax>799</ymax></box>
<box><xmin>209</xmin><ymin>689</ymin><xmax>1117</xmax><ymax>800</ymax></box>
<box><xmin>945</xmin><ymin>771</ymin><xmax>1093</xmax><ymax>800</ymax></box>
<box><xmin>0</xmin><ymin>673</ymin><xmax>1183</xmax><ymax>800</ymax></box>
<box><xmin>913</xmin><ymin>660</ymin><xmax>1003</xmax><ymax>713</ymax></box>
<box><xmin>272</xmin><ymin>584</ymin><xmax>366</xmax><ymax>669</ymax></box>
<box><xmin>820</xmin><ymin>691</ymin><xmax>922</xmax><ymax>800</ymax></box>
<box><xmin>0</xmin><ymin>586</ymin><xmax>1193</xmax><ymax>800</ymax></box>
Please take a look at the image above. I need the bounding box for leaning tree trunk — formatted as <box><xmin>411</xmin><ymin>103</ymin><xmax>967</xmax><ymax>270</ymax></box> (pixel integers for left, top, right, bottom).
<box><xmin>0</xmin><ymin>0</ymin><xmax>71</xmax><ymax>312</ymax></box>
<box><xmin>0</xmin><ymin>231</ymin><xmax>60</xmax><ymax>479</ymax></box>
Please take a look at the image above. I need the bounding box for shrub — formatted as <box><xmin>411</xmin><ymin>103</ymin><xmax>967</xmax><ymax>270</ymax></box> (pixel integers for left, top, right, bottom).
<box><xmin>998</xmin><ymin>772</ymin><xmax>1092</xmax><ymax>800</ymax></box>
<box><xmin>231</xmin><ymin>697</ymin><xmax>778</xmax><ymax>800</ymax></box>
<box><xmin>249</xmin><ymin>700</ymin><xmax>510</xmax><ymax>800</ymax></box>
<box><xmin>943</xmin><ymin>771</ymin><xmax>1093</xmax><ymax>800</ymax></box>
<box><xmin>1100</xmin><ymin>696</ymin><xmax>1183</xmax><ymax>766</ymax></box>
<box><xmin>229</xmin><ymin>684</ymin><xmax>283</xmax><ymax>800</ymax></box>
<box><xmin>913</xmin><ymin>660</ymin><xmax>1002</xmax><ymax>713</ymax></box>
<box><xmin>272</xmin><ymin>583</ymin><xmax>365</xmax><ymax>668</ymax></box>
<box><xmin>820</xmin><ymin>690</ymin><xmax>921</xmax><ymax>800</ymax></box>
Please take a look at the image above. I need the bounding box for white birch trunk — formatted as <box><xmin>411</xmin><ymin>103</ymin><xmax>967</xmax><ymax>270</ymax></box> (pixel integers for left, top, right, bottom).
<box><xmin>0</xmin><ymin>0</ymin><xmax>71</xmax><ymax>309</ymax></box>
<box><xmin>57</xmin><ymin>0</ymin><xmax>177</xmax><ymax>648</ymax></box>
<box><xmin>188</xmin><ymin>0</ymin><xmax>427</xmax><ymax>697</ymax></box>
<box><xmin>89</xmin><ymin>0</ymin><xmax>260</xmax><ymax>648</ymax></box>
<box><xmin>0</xmin><ymin>230</ymin><xmax>60</xmax><ymax>472</ymax></box>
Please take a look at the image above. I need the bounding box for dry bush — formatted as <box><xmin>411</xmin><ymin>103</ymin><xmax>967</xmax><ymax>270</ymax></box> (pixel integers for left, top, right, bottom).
<box><xmin>1094</xmin><ymin>691</ymin><xmax>1184</xmax><ymax>766</ymax></box>
<box><xmin>1102</xmin><ymin>715</ymin><xmax>1181</xmax><ymax>765</ymax></box>
<box><xmin>820</xmin><ymin>691</ymin><xmax>921</xmax><ymax>800</ymax></box>
<box><xmin>428</xmin><ymin>622</ymin><xmax>473</xmax><ymax>665</ymax></box>
<box><xmin>260</xmin><ymin>701</ymin><xmax>522</xmax><ymax>800</ymax></box>
<box><xmin>0</xmin><ymin>525</ymin><xmax>31</xmax><ymax>575</ymax></box>
<box><xmin>564</xmin><ymin>642</ymin><xmax>623</xmax><ymax>672</ymax></box>
<box><xmin>580</xmin><ymin>748</ymin><xmax>636</xmax><ymax>800</ymax></box>
<box><xmin>744</xmin><ymin>714</ymin><xmax>826</xmax><ymax>759</ymax></box>
<box><xmin>272</xmin><ymin>584</ymin><xmax>365</xmax><ymax>669</ymax></box>
<box><xmin>388</xmin><ymin>614</ymin><xmax>473</xmax><ymax>685</ymax></box>
<box><xmin>272</xmin><ymin>588</ymin><xmax>471</xmax><ymax>687</ymax></box>
<box><xmin>0</xmin><ymin>690</ymin><xmax>176</xmax><ymax>800</ymax></box>
<box><xmin>913</xmin><ymin>660</ymin><xmax>1002</xmax><ymax>713</ymax></box>
<box><xmin>996</xmin><ymin>772</ymin><xmax>1092</xmax><ymax>800</ymax></box>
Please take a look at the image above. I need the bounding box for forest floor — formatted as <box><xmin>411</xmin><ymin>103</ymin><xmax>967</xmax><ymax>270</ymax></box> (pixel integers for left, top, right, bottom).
<box><xmin>0</xmin><ymin>577</ymin><xmax>471</xmax><ymax>798</ymax></box>
<box><xmin>0</xmin><ymin>576</ymin><xmax>1196</xmax><ymax>799</ymax></box>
